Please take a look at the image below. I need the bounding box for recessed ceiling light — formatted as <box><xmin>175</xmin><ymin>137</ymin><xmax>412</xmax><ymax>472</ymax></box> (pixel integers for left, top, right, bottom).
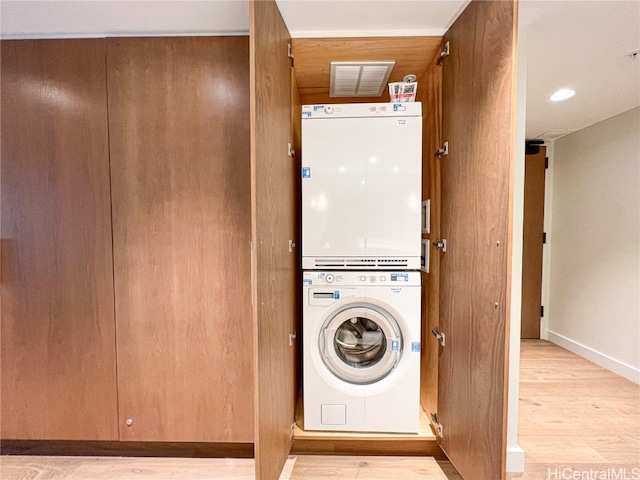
<box><xmin>550</xmin><ymin>89</ymin><xmax>576</xmax><ymax>102</ymax></box>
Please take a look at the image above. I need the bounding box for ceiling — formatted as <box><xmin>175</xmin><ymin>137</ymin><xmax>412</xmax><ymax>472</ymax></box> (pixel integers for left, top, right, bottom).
<box><xmin>1</xmin><ymin>0</ymin><xmax>639</xmax><ymax>139</ymax></box>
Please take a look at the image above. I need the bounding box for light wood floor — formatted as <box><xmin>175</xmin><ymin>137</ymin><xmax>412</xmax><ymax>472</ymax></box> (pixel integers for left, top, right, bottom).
<box><xmin>507</xmin><ymin>340</ymin><xmax>640</xmax><ymax>479</ymax></box>
<box><xmin>2</xmin><ymin>340</ymin><xmax>637</xmax><ymax>479</ymax></box>
<box><xmin>0</xmin><ymin>455</ymin><xmax>448</xmax><ymax>479</ymax></box>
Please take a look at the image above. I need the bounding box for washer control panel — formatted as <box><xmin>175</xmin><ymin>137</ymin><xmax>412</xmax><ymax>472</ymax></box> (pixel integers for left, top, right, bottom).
<box><xmin>303</xmin><ymin>271</ymin><xmax>420</xmax><ymax>287</ymax></box>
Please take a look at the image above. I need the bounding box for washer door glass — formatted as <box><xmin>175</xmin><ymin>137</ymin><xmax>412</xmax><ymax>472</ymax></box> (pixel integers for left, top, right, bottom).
<box><xmin>320</xmin><ymin>303</ymin><xmax>402</xmax><ymax>385</ymax></box>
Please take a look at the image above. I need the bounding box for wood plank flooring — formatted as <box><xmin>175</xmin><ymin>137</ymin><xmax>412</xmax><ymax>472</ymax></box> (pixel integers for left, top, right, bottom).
<box><xmin>507</xmin><ymin>340</ymin><xmax>640</xmax><ymax>480</ymax></box>
<box><xmin>2</xmin><ymin>340</ymin><xmax>637</xmax><ymax>479</ymax></box>
<box><xmin>0</xmin><ymin>455</ymin><xmax>447</xmax><ymax>479</ymax></box>
<box><xmin>0</xmin><ymin>456</ymin><xmax>255</xmax><ymax>480</ymax></box>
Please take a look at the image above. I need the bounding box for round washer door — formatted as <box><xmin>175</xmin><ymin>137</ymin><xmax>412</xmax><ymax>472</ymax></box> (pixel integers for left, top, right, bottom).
<box><xmin>319</xmin><ymin>302</ymin><xmax>403</xmax><ymax>385</ymax></box>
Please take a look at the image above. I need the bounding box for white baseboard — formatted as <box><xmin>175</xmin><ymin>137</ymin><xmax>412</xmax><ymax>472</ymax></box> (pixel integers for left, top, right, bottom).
<box><xmin>547</xmin><ymin>331</ymin><xmax>640</xmax><ymax>384</ymax></box>
<box><xmin>506</xmin><ymin>445</ymin><xmax>525</xmax><ymax>473</ymax></box>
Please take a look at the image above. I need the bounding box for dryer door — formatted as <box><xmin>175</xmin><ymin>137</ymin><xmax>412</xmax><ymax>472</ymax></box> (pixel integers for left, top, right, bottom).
<box><xmin>320</xmin><ymin>303</ymin><xmax>402</xmax><ymax>385</ymax></box>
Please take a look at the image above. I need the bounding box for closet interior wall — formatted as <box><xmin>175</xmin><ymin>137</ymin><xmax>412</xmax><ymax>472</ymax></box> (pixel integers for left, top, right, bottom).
<box><xmin>289</xmin><ymin>35</ymin><xmax>444</xmax><ymax>425</ymax></box>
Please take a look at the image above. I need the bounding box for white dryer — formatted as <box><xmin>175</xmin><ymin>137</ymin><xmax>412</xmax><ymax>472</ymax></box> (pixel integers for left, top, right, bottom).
<box><xmin>303</xmin><ymin>270</ymin><xmax>421</xmax><ymax>433</ymax></box>
<box><xmin>301</xmin><ymin>103</ymin><xmax>422</xmax><ymax>270</ymax></box>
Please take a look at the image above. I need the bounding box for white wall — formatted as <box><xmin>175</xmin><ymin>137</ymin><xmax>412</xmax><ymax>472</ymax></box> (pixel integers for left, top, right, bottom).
<box><xmin>547</xmin><ymin>107</ymin><xmax>640</xmax><ymax>383</ymax></box>
<box><xmin>505</xmin><ymin>20</ymin><xmax>527</xmax><ymax>475</ymax></box>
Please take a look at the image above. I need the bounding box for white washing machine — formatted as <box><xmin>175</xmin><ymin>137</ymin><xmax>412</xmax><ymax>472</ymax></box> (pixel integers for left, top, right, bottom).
<box><xmin>303</xmin><ymin>270</ymin><xmax>421</xmax><ymax>433</ymax></box>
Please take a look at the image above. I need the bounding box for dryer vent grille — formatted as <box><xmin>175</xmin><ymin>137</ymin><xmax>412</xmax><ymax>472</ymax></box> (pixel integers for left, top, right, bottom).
<box><xmin>312</xmin><ymin>258</ymin><xmax>410</xmax><ymax>269</ymax></box>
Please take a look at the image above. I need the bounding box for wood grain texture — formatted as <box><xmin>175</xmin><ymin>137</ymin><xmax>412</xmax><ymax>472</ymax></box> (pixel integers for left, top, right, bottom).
<box><xmin>520</xmin><ymin>148</ymin><xmax>546</xmax><ymax>339</ymax></box>
<box><xmin>291</xmin><ymin>37</ymin><xmax>442</xmax><ymax>105</ymax></box>
<box><xmin>0</xmin><ymin>456</ymin><xmax>255</xmax><ymax>480</ymax></box>
<box><xmin>507</xmin><ymin>340</ymin><xmax>640</xmax><ymax>479</ymax></box>
<box><xmin>417</xmin><ymin>52</ymin><xmax>444</xmax><ymax>424</ymax></box>
<box><xmin>250</xmin><ymin>1</ymin><xmax>297</xmax><ymax>479</ymax></box>
<box><xmin>438</xmin><ymin>1</ymin><xmax>518</xmax><ymax>479</ymax></box>
<box><xmin>287</xmin><ymin>455</ymin><xmax>448</xmax><ymax>480</ymax></box>
<box><xmin>0</xmin><ymin>39</ymin><xmax>118</xmax><ymax>440</ymax></box>
<box><xmin>0</xmin><ymin>440</ymin><xmax>253</xmax><ymax>458</ymax></box>
<box><xmin>106</xmin><ymin>37</ymin><xmax>253</xmax><ymax>443</ymax></box>
<box><xmin>0</xmin><ymin>455</ymin><xmax>450</xmax><ymax>480</ymax></box>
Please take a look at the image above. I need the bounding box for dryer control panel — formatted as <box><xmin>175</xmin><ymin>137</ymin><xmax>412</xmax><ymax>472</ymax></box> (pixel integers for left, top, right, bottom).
<box><xmin>303</xmin><ymin>271</ymin><xmax>420</xmax><ymax>287</ymax></box>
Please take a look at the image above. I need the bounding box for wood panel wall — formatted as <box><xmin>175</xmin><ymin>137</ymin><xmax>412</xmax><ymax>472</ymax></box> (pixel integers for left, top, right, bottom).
<box><xmin>0</xmin><ymin>39</ymin><xmax>119</xmax><ymax>440</ymax></box>
<box><xmin>250</xmin><ymin>1</ymin><xmax>297</xmax><ymax>478</ymax></box>
<box><xmin>438</xmin><ymin>1</ymin><xmax>517</xmax><ymax>479</ymax></box>
<box><xmin>106</xmin><ymin>37</ymin><xmax>253</xmax><ymax>443</ymax></box>
<box><xmin>416</xmin><ymin>52</ymin><xmax>443</xmax><ymax>423</ymax></box>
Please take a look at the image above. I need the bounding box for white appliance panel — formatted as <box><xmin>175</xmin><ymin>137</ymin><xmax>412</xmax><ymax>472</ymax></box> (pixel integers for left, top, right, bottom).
<box><xmin>301</xmin><ymin>103</ymin><xmax>422</xmax><ymax>268</ymax></box>
<box><xmin>302</xmin><ymin>118</ymin><xmax>367</xmax><ymax>258</ymax></box>
<box><xmin>364</xmin><ymin>115</ymin><xmax>422</xmax><ymax>258</ymax></box>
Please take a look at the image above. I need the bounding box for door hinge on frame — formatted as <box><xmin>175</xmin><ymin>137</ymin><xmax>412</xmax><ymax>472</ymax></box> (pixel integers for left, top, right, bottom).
<box><xmin>434</xmin><ymin>141</ymin><xmax>449</xmax><ymax>158</ymax></box>
<box><xmin>540</xmin><ymin>306</ymin><xmax>544</xmax><ymax>318</ymax></box>
<box><xmin>290</xmin><ymin>420</ymin><xmax>296</xmax><ymax>439</ymax></box>
<box><xmin>543</xmin><ymin>232</ymin><xmax>547</xmax><ymax>244</ymax></box>
<box><xmin>288</xmin><ymin>43</ymin><xmax>294</xmax><ymax>67</ymax></box>
<box><xmin>432</xmin><ymin>239</ymin><xmax>447</xmax><ymax>252</ymax></box>
<box><xmin>289</xmin><ymin>331</ymin><xmax>297</xmax><ymax>347</ymax></box>
<box><xmin>436</xmin><ymin>41</ymin><xmax>450</xmax><ymax>66</ymax></box>
<box><xmin>288</xmin><ymin>142</ymin><xmax>295</xmax><ymax>157</ymax></box>
<box><xmin>431</xmin><ymin>328</ymin><xmax>445</xmax><ymax>347</ymax></box>
<box><xmin>430</xmin><ymin>413</ymin><xmax>444</xmax><ymax>437</ymax></box>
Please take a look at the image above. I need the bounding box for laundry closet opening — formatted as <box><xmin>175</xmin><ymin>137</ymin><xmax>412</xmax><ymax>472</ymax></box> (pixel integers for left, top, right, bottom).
<box><xmin>288</xmin><ymin>36</ymin><xmax>445</xmax><ymax>456</ymax></box>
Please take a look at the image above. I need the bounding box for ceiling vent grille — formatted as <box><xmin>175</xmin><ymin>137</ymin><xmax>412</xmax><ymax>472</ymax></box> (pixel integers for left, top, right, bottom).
<box><xmin>536</xmin><ymin>130</ymin><xmax>576</xmax><ymax>141</ymax></box>
<box><xmin>330</xmin><ymin>61</ymin><xmax>395</xmax><ymax>97</ymax></box>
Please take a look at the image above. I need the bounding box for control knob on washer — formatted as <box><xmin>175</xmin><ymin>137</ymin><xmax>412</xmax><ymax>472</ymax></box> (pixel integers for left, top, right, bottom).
<box><xmin>325</xmin><ymin>274</ymin><xmax>335</xmax><ymax>283</ymax></box>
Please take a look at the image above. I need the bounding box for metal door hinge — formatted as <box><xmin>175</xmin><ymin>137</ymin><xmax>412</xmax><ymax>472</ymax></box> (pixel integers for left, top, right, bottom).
<box><xmin>431</xmin><ymin>328</ymin><xmax>445</xmax><ymax>347</ymax></box>
<box><xmin>436</xmin><ymin>41</ymin><xmax>450</xmax><ymax>66</ymax></box>
<box><xmin>430</xmin><ymin>413</ymin><xmax>444</xmax><ymax>437</ymax></box>
<box><xmin>432</xmin><ymin>239</ymin><xmax>447</xmax><ymax>252</ymax></box>
<box><xmin>288</xmin><ymin>143</ymin><xmax>295</xmax><ymax>157</ymax></box>
<box><xmin>288</xmin><ymin>43</ymin><xmax>294</xmax><ymax>67</ymax></box>
<box><xmin>289</xmin><ymin>331</ymin><xmax>297</xmax><ymax>347</ymax></box>
<box><xmin>434</xmin><ymin>141</ymin><xmax>449</xmax><ymax>158</ymax></box>
<box><xmin>540</xmin><ymin>306</ymin><xmax>545</xmax><ymax>318</ymax></box>
<box><xmin>288</xmin><ymin>239</ymin><xmax>296</xmax><ymax>253</ymax></box>
<box><xmin>543</xmin><ymin>232</ymin><xmax>547</xmax><ymax>244</ymax></box>
<box><xmin>290</xmin><ymin>421</ymin><xmax>296</xmax><ymax>438</ymax></box>
<box><xmin>545</xmin><ymin>157</ymin><xmax>549</xmax><ymax>169</ymax></box>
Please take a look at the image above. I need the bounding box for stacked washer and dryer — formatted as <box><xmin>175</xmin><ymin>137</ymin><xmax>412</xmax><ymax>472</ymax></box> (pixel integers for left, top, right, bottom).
<box><xmin>301</xmin><ymin>102</ymin><xmax>423</xmax><ymax>433</ymax></box>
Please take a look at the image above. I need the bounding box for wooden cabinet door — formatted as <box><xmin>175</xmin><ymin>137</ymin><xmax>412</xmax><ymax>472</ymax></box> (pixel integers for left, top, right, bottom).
<box><xmin>249</xmin><ymin>1</ymin><xmax>297</xmax><ymax>479</ymax></box>
<box><xmin>0</xmin><ymin>39</ymin><xmax>118</xmax><ymax>440</ymax></box>
<box><xmin>107</xmin><ymin>37</ymin><xmax>253</xmax><ymax>442</ymax></box>
<box><xmin>437</xmin><ymin>1</ymin><xmax>518</xmax><ymax>479</ymax></box>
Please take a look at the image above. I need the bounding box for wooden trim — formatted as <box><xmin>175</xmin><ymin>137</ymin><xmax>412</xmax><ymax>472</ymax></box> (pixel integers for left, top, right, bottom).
<box><xmin>291</xmin><ymin>440</ymin><xmax>446</xmax><ymax>458</ymax></box>
<box><xmin>0</xmin><ymin>441</ymin><xmax>253</xmax><ymax>458</ymax></box>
